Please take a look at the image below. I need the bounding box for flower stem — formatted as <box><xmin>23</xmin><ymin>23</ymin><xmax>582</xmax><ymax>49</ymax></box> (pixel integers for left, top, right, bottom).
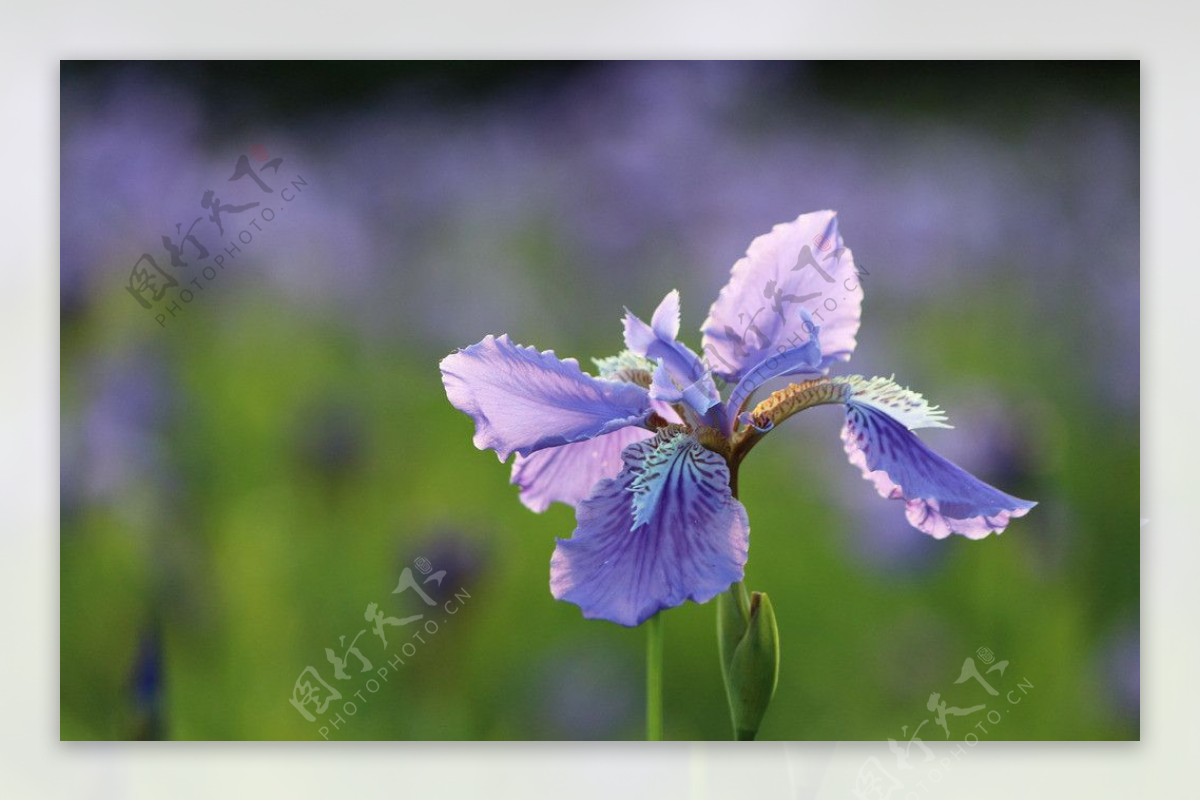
<box><xmin>727</xmin><ymin>464</ymin><xmax>750</xmax><ymax>618</ymax></box>
<box><xmin>646</xmin><ymin>612</ymin><xmax>664</xmax><ymax>740</ymax></box>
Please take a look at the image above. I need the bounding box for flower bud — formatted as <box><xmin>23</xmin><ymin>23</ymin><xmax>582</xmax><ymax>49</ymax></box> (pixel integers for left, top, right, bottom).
<box><xmin>717</xmin><ymin>588</ymin><xmax>780</xmax><ymax>740</ymax></box>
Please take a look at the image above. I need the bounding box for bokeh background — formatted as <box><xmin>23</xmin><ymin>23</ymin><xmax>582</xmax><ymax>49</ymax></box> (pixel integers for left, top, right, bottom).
<box><xmin>59</xmin><ymin>61</ymin><xmax>1139</xmax><ymax>741</ymax></box>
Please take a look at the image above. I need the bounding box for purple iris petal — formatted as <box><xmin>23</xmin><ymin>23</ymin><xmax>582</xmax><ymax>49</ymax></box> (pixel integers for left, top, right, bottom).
<box><xmin>623</xmin><ymin>290</ymin><xmax>721</xmax><ymax>415</ymax></box>
<box><xmin>649</xmin><ymin>360</ymin><xmax>719</xmax><ymax>415</ymax></box>
<box><xmin>701</xmin><ymin>210</ymin><xmax>863</xmax><ymax>383</ymax></box>
<box><xmin>841</xmin><ymin>401</ymin><xmax>1036</xmax><ymax>539</ymax></box>
<box><xmin>550</xmin><ymin>432</ymin><xmax>750</xmax><ymax>626</ymax></box>
<box><xmin>510</xmin><ymin>426</ymin><xmax>654</xmax><ymax>513</ymax></box>
<box><xmin>512</xmin><ymin>398</ymin><xmax>683</xmax><ymax>513</ymax></box>
<box><xmin>440</xmin><ymin>334</ymin><xmax>653</xmax><ymax>461</ymax></box>
<box><xmin>726</xmin><ymin>311</ymin><xmax>824</xmax><ymax>425</ymax></box>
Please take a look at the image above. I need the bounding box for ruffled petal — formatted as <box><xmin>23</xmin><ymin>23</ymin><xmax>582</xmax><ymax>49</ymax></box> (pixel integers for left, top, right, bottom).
<box><xmin>510</xmin><ymin>426</ymin><xmax>654</xmax><ymax>513</ymax></box>
<box><xmin>841</xmin><ymin>401</ymin><xmax>1035</xmax><ymax>539</ymax></box>
<box><xmin>440</xmin><ymin>334</ymin><xmax>652</xmax><ymax>461</ymax></box>
<box><xmin>701</xmin><ymin>210</ymin><xmax>863</xmax><ymax>383</ymax></box>
<box><xmin>550</xmin><ymin>432</ymin><xmax>749</xmax><ymax>626</ymax></box>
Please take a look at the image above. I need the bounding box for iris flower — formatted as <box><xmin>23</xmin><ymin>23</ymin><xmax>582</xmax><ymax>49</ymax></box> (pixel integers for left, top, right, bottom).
<box><xmin>440</xmin><ymin>210</ymin><xmax>1034</xmax><ymax>628</ymax></box>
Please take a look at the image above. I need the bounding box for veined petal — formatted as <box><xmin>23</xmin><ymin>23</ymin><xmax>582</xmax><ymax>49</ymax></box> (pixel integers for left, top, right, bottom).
<box><xmin>735</xmin><ymin>374</ymin><xmax>1032</xmax><ymax>538</ymax></box>
<box><xmin>841</xmin><ymin>402</ymin><xmax>1035</xmax><ymax>539</ymax></box>
<box><xmin>701</xmin><ymin>210</ymin><xmax>863</xmax><ymax>383</ymax></box>
<box><xmin>550</xmin><ymin>431</ymin><xmax>749</xmax><ymax>627</ymax></box>
<box><xmin>511</xmin><ymin>426</ymin><xmax>654</xmax><ymax>513</ymax></box>
<box><xmin>440</xmin><ymin>334</ymin><xmax>652</xmax><ymax>461</ymax></box>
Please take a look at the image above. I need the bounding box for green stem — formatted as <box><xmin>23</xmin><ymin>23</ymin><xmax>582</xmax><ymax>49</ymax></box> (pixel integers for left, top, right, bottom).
<box><xmin>721</xmin><ymin>459</ymin><xmax>752</xmax><ymax>739</ymax></box>
<box><xmin>727</xmin><ymin>463</ymin><xmax>750</xmax><ymax>620</ymax></box>
<box><xmin>646</xmin><ymin>612</ymin><xmax>664</xmax><ymax>740</ymax></box>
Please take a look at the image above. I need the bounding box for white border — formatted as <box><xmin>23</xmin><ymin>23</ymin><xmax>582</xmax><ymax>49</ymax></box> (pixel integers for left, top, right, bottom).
<box><xmin>3</xmin><ymin>1</ymin><xmax>1191</xmax><ymax>797</ymax></box>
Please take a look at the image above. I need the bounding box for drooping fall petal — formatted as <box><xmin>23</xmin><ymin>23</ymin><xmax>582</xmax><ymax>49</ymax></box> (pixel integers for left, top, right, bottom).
<box><xmin>841</xmin><ymin>400</ymin><xmax>1035</xmax><ymax>539</ymax></box>
<box><xmin>440</xmin><ymin>334</ymin><xmax>652</xmax><ymax>462</ymax></box>
<box><xmin>550</xmin><ymin>431</ymin><xmax>749</xmax><ymax>626</ymax></box>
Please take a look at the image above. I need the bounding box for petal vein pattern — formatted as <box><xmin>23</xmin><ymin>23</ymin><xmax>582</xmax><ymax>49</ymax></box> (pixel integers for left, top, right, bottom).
<box><xmin>550</xmin><ymin>432</ymin><xmax>749</xmax><ymax>626</ymax></box>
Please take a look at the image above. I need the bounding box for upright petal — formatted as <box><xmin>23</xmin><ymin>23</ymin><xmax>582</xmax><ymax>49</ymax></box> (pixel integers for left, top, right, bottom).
<box><xmin>440</xmin><ymin>334</ymin><xmax>652</xmax><ymax>461</ymax></box>
<box><xmin>701</xmin><ymin>211</ymin><xmax>863</xmax><ymax>383</ymax></box>
<box><xmin>841</xmin><ymin>401</ymin><xmax>1035</xmax><ymax>539</ymax></box>
<box><xmin>650</xmin><ymin>287</ymin><xmax>682</xmax><ymax>340</ymax></box>
<box><xmin>625</xmin><ymin>291</ymin><xmax>723</xmax><ymax>424</ymax></box>
<box><xmin>510</xmin><ymin>426</ymin><xmax>654</xmax><ymax>513</ymax></box>
<box><xmin>726</xmin><ymin>310</ymin><xmax>824</xmax><ymax>425</ymax></box>
<box><xmin>650</xmin><ymin>360</ymin><xmax>720</xmax><ymax>415</ymax></box>
<box><xmin>550</xmin><ymin>431</ymin><xmax>750</xmax><ymax>626</ymax></box>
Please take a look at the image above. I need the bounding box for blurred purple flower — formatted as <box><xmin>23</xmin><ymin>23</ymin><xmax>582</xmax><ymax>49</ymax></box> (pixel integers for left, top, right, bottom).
<box><xmin>531</xmin><ymin>644</ymin><xmax>638</xmax><ymax>739</ymax></box>
<box><xmin>60</xmin><ymin>72</ymin><xmax>207</xmax><ymax>309</ymax></box>
<box><xmin>294</xmin><ymin>400</ymin><xmax>366</xmax><ymax>480</ymax></box>
<box><xmin>401</xmin><ymin>529</ymin><xmax>487</xmax><ymax>606</ymax></box>
<box><xmin>440</xmin><ymin>211</ymin><xmax>1034</xmax><ymax>626</ymax></box>
<box><xmin>63</xmin><ymin>347</ymin><xmax>178</xmax><ymax>517</ymax></box>
<box><xmin>61</xmin><ymin>64</ymin><xmax>1136</xmax><ymax>409</ymax></box>
<box><xmin>129</xmin><ymin>624</ymin><xmax>165</xmax><ymax>740</ymax></box>
<box><xmin>1095</xmin><ymin>619</ymin><xmax>1139</xmax><ymax>726</ymax></box>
